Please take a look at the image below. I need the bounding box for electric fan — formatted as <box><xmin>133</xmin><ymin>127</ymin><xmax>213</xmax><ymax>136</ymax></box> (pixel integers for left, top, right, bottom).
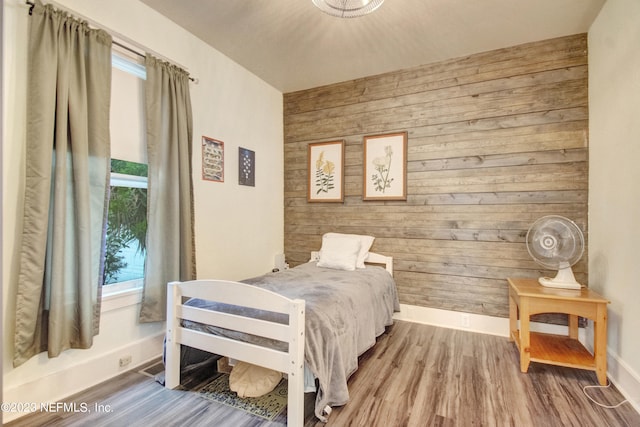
<box><xmin>526</xmin><ymin>215</ymin><xmax>584</xmax><ymax>290</ymax></box>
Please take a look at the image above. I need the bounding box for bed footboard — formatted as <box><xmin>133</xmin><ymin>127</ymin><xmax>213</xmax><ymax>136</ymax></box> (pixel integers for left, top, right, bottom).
<box><xmin>165</xmin><ymin>279</ymin><xmax>306</xmax><ymax>426</ymax></box>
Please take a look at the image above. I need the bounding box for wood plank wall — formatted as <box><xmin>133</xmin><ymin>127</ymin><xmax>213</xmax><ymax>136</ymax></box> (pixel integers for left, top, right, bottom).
<box><xmin>283</xmin><ymin>34</ymin><xmax>588</xmax><ymax>318</ymax></box>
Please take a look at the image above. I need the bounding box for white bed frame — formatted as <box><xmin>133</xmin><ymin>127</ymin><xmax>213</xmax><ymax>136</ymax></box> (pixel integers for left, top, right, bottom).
<box><xmin>164</xmin><ymin>252</ymin><xmax>392</xmax><ymax>426</ymax></box>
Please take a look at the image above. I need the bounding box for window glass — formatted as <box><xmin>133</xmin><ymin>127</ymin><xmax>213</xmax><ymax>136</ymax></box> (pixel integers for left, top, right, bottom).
<box><xmin>104</xmin><ymin>160</ymin><xmax>148</xmax><ymax>286</ymax></box>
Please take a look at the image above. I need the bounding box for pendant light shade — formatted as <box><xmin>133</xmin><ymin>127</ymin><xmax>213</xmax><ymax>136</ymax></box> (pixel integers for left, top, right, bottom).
<box><xmin>312</xmin><ymin>0</ymin><xmax>385</xmax><ymax>18</ymax></box>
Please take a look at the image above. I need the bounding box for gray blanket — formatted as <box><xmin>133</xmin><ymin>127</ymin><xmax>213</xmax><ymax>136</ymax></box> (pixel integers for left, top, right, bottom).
<box><xmin>183</xmin><ymin>261</ymin><xmax>400</xmax><ymax>421</ymax></box>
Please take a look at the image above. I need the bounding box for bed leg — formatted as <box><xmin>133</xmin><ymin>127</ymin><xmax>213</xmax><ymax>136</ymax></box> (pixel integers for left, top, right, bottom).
<box><xmin>165</xmin><ymin>281</ymin><xmax>181</xmax><ymax>389</ymax></box>
<box><xmin>288</xmin><ymin>300</ymin><xmax>306</xmax><ymax>426</ymax></box>
<box><xmin>287</xmin><ymin>368</ymin><xmax>305</xmax><ymax>426</ymax></box>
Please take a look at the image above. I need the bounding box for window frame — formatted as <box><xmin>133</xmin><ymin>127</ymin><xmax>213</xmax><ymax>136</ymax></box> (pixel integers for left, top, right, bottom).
<box><xmin>102</xmin><ymin>47</ymin><xmax>147</xmax><ymax>312</ymax></box>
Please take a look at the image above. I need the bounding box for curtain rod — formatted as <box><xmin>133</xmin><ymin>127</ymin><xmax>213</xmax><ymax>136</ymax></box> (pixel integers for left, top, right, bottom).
<box><xmin>25</xmin><ymin>0</ymin><xmax>198</xmax><ymax>83</ymax></box>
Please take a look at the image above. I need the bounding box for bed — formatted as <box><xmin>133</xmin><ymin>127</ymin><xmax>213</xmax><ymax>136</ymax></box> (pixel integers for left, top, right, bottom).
<box><xmin>165</xmin><ymin>236</ymin><xmax>399</xmax><ymax>426</ymax></box>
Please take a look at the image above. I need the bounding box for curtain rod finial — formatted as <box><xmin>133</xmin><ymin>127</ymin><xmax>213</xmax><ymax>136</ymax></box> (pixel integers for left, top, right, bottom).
<box><xmin>26</xmin><ymin>0</ymin><xmax>35</xmax><ymax>15</ymax></box>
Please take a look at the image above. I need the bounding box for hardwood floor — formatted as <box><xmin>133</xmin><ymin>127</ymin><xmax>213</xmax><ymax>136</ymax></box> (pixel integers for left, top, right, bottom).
<box><xmin>6</xmin><ymin>321</ymin><xmax>639</xmax><ymax>427</ymax></box>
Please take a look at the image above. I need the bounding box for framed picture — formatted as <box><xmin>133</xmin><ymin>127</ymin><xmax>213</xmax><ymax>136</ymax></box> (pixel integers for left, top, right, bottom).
<box><xmin>238</xmin><ymin>147</ymin><xmax>255</xmax><ymax>186</ymax></box>
<box><xmin>363</xmin><ymin>131</ymin><xmax>407</xmax><ymax>200</ymax></box>
<box><xmin>307</xmin><ymin>140</ymin><xmax>344</xmax><ymax>203</ymax></box>
<box><xmin>202</xmin><ymin>136</ymin><xmax>224</xmax><ymax>182</ymax></box>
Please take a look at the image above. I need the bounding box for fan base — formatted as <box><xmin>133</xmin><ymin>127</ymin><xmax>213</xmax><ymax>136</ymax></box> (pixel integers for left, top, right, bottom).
<box><xmin>538</xmin><ymin>277</ymin><xmax>582</xmax><ymax>290</ymax></box>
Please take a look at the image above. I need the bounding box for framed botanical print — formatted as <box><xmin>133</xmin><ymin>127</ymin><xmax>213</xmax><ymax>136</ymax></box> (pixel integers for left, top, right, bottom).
<box><xmin>202</xmin><ymin>136</ymin><xmax>224</xmax><ymax>182</ymax></box>
<box><xmin>307</xmin><ymin>140</ymin><xmax>344</xmax><ymax>203</ymax></box>
<box><xmin>363</xmin><ymin>131</ymin><xmax>407</xmax><ymax>200</ymax></box>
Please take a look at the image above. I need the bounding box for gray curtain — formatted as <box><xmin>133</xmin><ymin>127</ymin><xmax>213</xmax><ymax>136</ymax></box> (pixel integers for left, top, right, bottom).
<box><xmin>14</xmin><ymin>2</ymin><xmax>112</xmax><ymax>367</ymax></box>
<box><xmin>139</xmin><ymin>55</ymin><xmax>196</xmax><ymax>323</ymax></box>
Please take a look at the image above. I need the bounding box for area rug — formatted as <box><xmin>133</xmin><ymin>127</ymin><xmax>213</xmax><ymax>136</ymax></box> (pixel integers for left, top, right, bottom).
<box><xmin>197</xmin><ymin>373</ymin><xmax>288</xmax><ymax>421</ymax></box>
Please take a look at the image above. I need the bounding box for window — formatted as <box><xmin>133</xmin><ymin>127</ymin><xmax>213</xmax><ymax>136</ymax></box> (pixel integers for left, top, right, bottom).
<box><xmin>103</xmin><ymin>46</ymin><xmax>146</xmax><ymax>302</ymax></box>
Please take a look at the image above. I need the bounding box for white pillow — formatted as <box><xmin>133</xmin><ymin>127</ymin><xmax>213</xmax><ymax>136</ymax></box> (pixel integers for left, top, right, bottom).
<box><xmin>317</xmin><ymin>236</ymin><xmax>361</xmax><ymax>271</ymax></box>
<box><xmin>323</xmin><ymin>232</ymin><xmax>375</xmax><ymax>268</ymax></box>
<box><xmin>229</xmin><ymin>361</ymin><xmax>282</xmax><ymax>398</ymax></box>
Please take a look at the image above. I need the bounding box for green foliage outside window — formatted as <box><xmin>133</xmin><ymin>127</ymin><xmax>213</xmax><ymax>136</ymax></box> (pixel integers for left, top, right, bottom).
<box><xmin>104</xmin><ymin>160</ymin><xmax>148</xmax><ymax>285</ymax></box>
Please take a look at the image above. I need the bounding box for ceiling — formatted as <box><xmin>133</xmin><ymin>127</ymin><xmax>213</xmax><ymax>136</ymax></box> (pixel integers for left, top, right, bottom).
<box><xmin>140</xmin><ymin>0</ymin><xmax>605</xmax><ymax>93</ymax></box>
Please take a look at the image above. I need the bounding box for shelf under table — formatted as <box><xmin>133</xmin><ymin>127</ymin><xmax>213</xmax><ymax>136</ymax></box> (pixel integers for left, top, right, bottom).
<box><xmin>513</xmin><ymin>330</ymin><xmax>596</xmax><ymax>370</ymax></box>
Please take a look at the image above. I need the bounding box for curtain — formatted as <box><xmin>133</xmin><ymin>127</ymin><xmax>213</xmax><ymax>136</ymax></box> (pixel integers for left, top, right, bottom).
<box><xmin>139</xmin><ymin>55</ymin><xmax>196</xmax><ymax>322</ymax></box>
<box><xmin>14</xmin><ymin>2</ymin><xmax>112</xmax><ymax>367</ymax></box>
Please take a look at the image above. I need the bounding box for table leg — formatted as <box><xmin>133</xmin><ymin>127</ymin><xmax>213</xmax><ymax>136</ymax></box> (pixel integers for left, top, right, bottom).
<box><xmin>519</xmin><ymin>297</ymin><xmax>531</xmax><ymax>373</ymax></box>
<box><xmin>594</xmin><ymin>304</ymin><xmax>608</xmax><ymax>386</ymax></box>
<box><xmin>509</xmin><ymin>290</ymin><xmax>517</xmax><ymax>342</ymax></box>
<box><xmin>568</xmin><ymin>314</ymin><xmax>579</xmax><ymax>339</ymax></box>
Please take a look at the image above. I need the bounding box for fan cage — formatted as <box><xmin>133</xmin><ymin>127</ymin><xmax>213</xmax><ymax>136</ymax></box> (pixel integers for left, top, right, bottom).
<box><xmin>526</xmin><ymin>215</ymin><xmax>584</xmax><ymax>270</ymax></box>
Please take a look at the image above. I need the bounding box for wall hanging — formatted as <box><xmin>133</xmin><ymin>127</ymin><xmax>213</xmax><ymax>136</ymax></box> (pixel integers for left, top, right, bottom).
<box><xmin>202</xmin><ymin>136</ymin><xmax>224</xmax><ymax>182</ymax></box>
<box><xmin>239</xmin><ymin>147</ymin><xmax>255</xmax><ymax>186</ymax></box>
<box><xmin>363</xmin><ymin>131</ymin><xmax>407</xmax><ymax>200</ymax></box>
<box><xmin>307</xmin><ymin>140</ymin><xmax>344</xmax><ymax>202</ymax></box>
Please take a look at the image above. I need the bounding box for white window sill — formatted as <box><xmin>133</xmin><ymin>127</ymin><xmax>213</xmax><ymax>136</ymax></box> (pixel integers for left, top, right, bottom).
<box><xmin>101</xmin><ymin>279</ymin><xmax>143</xmax><ymax>312</ymax></box>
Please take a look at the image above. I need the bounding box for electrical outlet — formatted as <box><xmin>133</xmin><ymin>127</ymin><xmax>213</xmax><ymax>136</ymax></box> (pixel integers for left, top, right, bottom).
<box><xmin>461</xmin><ymin>314</ymin><xmax>470</xmax><ymax>328</ymax></box>
<box><xmin>119</xmin><ymin>355</ymin><xmax>132</xmax><ymax>367</ymax></box>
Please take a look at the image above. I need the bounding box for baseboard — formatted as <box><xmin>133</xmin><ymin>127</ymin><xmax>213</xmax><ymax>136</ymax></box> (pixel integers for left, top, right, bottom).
<box><xmin>3</xmin><ymin>332</ymin><xmax>165</xmax><ymax>423</ymax></box>
<box><xmin>606</xmin><ymin>347</ymin><xmax>640</xmax><ymax>413</ymax></box>
<box><xmin>393</xmin><ymin>303</ymin><xmax>588</xmax><ymax>338</ymax></box>
<box><xmin>395</xmin><ymin>304</ymin><xmax>640</xmax><ymax>414</ymax></box>
<box><xmin>394</xmin><ymin>304</ymin><xmax>510</xmax><ymax>337</ymax></box>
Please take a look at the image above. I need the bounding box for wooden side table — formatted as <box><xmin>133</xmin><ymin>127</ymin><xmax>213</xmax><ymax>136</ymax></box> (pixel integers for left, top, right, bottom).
<box><xmin>507</xmin><ymin>277</ymin><xmax>609</xmax><ymax>385</ymax></box>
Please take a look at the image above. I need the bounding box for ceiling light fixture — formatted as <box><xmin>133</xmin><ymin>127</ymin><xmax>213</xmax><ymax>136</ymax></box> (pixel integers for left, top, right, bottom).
<box><xmin>312</xmin><ymin>0</ymin><xmax>385</xmax><ymax>18</ymax></box>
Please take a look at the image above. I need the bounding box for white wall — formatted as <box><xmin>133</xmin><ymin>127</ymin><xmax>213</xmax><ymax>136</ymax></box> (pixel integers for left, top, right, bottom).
<box><xmin>589</xmin><ymin>0</ymin><xmax>640</xmax><ymax>411</ymax></box>
<box><xmin>2</xmin><ymin>0</ymin><xmax>283</xmax><ymax>421</ymax></box>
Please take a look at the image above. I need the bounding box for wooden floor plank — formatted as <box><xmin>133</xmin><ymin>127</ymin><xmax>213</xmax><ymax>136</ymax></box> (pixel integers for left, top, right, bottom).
<box><xmin>6</xmin><ymin>321</ymin><xmax>639</xmax><ymax>427</ymax></box>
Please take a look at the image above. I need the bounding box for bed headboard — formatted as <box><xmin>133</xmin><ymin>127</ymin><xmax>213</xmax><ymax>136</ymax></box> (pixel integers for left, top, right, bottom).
<box><xmin>309</xmin><ymin>251</ymin><xmax>393</xmax><ymax>276</ymax></box>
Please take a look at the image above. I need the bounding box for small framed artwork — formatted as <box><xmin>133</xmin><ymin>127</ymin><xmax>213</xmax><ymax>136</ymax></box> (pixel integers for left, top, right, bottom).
<box><xmin>202</xmin><ymin>136</ymin><xmax>224</xmax><ymax>182</ymax></box>
<box><xmin>239</xmin><ymin>147</ymin><xmax>255</xmax><ymax>186</ymax></box>
<box><xmin>308</xmin><ymin>140</ymin><xmax>344</xmax><ymax>203</ymax></box>
<box><xmin>363</xmin><ymin>131</ymin><xmax>407</xmax><ymax>201</ymax></box>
